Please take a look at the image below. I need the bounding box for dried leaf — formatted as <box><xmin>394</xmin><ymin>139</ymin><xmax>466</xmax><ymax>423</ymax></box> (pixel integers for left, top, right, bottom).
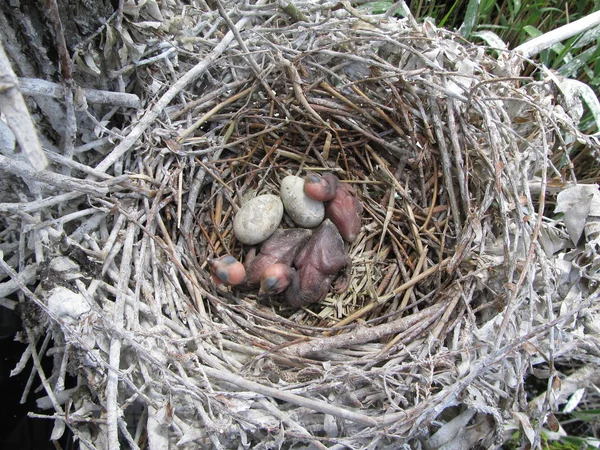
<box><xmin>559</xmin><ymin>286</ymin><xmax>582</xmax><ymax>327</ymax></box>
<box><xmin>104</xmin><ymin>25</ymin><xmax>118</xmax><ymax>60</ymax></box>
<box><xmin>83</xmin><ymin>51</ymin><xmax>102</xmax><ymax>76</ymax></box>
<box><xmin>123</xmin><ymin>0</ymin><xmax>163</xmax><ymax>21</ymax></box>
<box><xmin>122</xmin><ymin>0</ymin><xmax>148</xmax><ymax>17</ymax></box>
<box><xmin>118</xmin><ymin>28</ymin><xmax>146</xmax><ymax>64</ymax></box>
<box><xmin>324</xmin><ymin>414</ymin><xmax>338</xmax><ymax>438</ymax></box>
<box><xmin>556</xmin><ymin>75</ymin><xmax>600</xmax><ymax>131</ymax></box>
<box><xmin>74</xmin><ymin>53</ymin><xmax>100</xmax><ymax>77</ymax></box>
<box><xmin>552</xmin><ymin>376</ymin><xmax>562</xmax><ymax>393</ymax></box>
<box><xmin>522</xmin><ymin>342</ymin><xmax>537</xmax><ymax>355</ymax></box>
<box><xmin>563</xmin><ymin>388</ymin><xmax>585</xmax><ymax>413</ymax></box>
<box><xmin>239</xmin><ymin>409</ymin><xmax>279</xmax><ymax>432</ymax></box>
<box><xmin>147</xmin><ymin>406</ymin><xmax>169</xmax><ymax>450</ymax></box>
<box><xmin>591</xmin><ymin>191</ymin><xmax>600</xmax><ymax>216</ymax></box>
<box><xmin>471</xmin><ymin>31</ymin><xmax>508</xmax><ymax>51</ymax></box>
<box><xmin>164</xmin><ymin>138</ymin><xmax>181</xmax><ymax>153</ymax></box>
<box><xmin>46</xmin><ymin>287</ymin><xmax>90</xmax><ymax>321</ymax></box>
<box><xmin>512</xmin><ymin>411</ymin><xmax>536</xmax><ymax>446</ymax></box>
<box><xmin>546</xmin><ymin>413</ymin><xmax>560</xmax><ymax>432</ymax></box>
<box><xmin>539</xmin><ymin>223</ymin><xmax>569</xmax><ymax>255</ymax></box>
<box><xmin>9</xmin><ymin>344</ymin><xmax>31</xmax><ymax>377</ymax></box>
<box><xmin>424</xmin><ymin>409</ymin><xmax>476</xmax><ymax>449</ymax></box>
<box><xmin>142</xmin><ymin>0</ymin><xmax>164</xmax><ymax>21</ymax></box>
<box><xmin>50</xmin><ymin>419</ymin><xmax>66</xmax><ymax>441</ymax></box>
<box><xmin>585</xmin><ymin>219</ymin><xmax>600</xmax><ymax>242</ymax></box>
<box><xmin>132</xmin><ymin>21</ymin><xmax>163</xmax><ymax>30</ymax></box>
<box><xmin>555</xmin><ymin>185</ymin><xmax>600</xmax><ymax>245</ymax></box>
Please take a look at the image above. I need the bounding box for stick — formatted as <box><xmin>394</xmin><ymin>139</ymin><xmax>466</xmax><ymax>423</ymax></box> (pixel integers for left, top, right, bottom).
<box><xmin>0</xmin><ymin>154</ymin><xmax>109</xmax><ymax>196</ymax></box>
<box><xmin>0</xmin><ymin>191</ymin><xmax>83</xmax><ymax>214</ymax></box>
<box><xmin>283</xmin><ymin>302</ymin><xmax>445</xmax><ymax>358</ymax></box>
<box><xmin>178</xmin><ymin>86</ymin><xmax>254</xmax><ymax>141</ymax></box>
<box><xmin>199</xmin><ymin>365</ymin><xmax>378</xmax><ymax>427</ymax></box>
<box><xmin>427</xmin><ymin>89</ymin><xmax>462</xmax><ymax>233</ymax></box>
<box><xmin>105</xmin><ymin>221</ymin><xmax>138</xmax><ymax>449</ymax></box>
<box><xmin>18</xmin><ymin>77</ymin><xmax>140</xmax><ymax>108</ymax></box>
<box><xmin>0</xmin><ymin>263</ymin><xmax>38</xmax><ymax>303</ymax></box>
<box><xmin>514</xmin><ymin>10</ymin><xmax>600</xmax><ymax>58</ymax></box>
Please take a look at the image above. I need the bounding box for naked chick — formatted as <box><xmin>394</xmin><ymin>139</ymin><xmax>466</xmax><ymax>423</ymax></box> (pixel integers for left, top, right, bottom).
<box><xmin>283</xmin><ymin>219</ymin><xmax>352</xmax><ymax>307</ymax></box>
<box><xmin>304</xmin><ymin>172</ymin><xmax>363</xmax><ymax>242</ymax></box>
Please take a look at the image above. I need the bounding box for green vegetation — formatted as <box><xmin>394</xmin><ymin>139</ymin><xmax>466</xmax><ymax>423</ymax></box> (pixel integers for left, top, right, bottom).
<box><xmin>505</xmin><ymin>428</ymin><xmax>600</xmax><ymax>449</ymax></box>
<box><xmin>359</xmin><ymin>0</ymin><xmax>600</xmax><ymax>88</ymax></box>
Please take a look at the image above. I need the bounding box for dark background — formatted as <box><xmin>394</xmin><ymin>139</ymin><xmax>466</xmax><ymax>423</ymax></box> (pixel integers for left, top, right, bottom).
<box><xmin>1</xmin><ymin>307</ymin><xmax>71</xmax><ymax>450</ymax></box>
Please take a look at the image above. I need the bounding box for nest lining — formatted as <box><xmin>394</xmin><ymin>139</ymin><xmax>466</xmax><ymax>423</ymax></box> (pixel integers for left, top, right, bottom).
<box><xmin>1</xmin><ymin>1</ymin><xmax>600</xmax><ymax>449</ymax></box>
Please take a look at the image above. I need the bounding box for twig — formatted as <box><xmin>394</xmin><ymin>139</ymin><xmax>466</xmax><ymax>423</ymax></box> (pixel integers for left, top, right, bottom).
<box><xmin>283</xmin><ymin>302</ymin><xmax>445</xmax><ymax>358</ymax></box>
<box><xmin>23</xmin><ymin>326</ymin><xmax>66</xmax><ymax>425</ymax></box>
<box><xmin>44</xmin><ymin>150</ymin><xmax>112</xmax><ymax>180</ymax></box>
<box><xmin>419</xmin><ymin>158</ymin><xmax>438</xmax><ymax>232</ymax></box>
<box><xmin>427</xmin><ymin>88</ymin><xmax>462</xmax><ymax>233</ymax></box>
<box><xmin>199</xmin><ymin>364</ymin><xmax>378</xmax><ymax>427</ymax></box>
<box><xmin>169</xmin><ymin>79</ymin><xmax>247</xmax><ymax>121</ymax></box>
<box><xmin>106</xmin><ymin>220</ymin><xmax>138</xmax><ymax>449</ymax></box>
<box><xmin>19</xmin><ymin>333</ymin><xmax>50</xmax><ymax>403</ymax></box>
<box><xmin>44</xmin><ymin>0</ymin><xmax>72</xmax><ymax>82</ymax></box>
<box><xmin>43</xmin><ymin>0</ymin><xmax>78</xmax><ymax>162</ymax></box>
<box><xmin>377</xmin><ymin>185</ymin><xmax>396</xmax><ymax>255</ymax></box>
<box><xmin>18</xmin><ymin>78</ymin><xmax>140</xmax><ymax>108</ymax></box>
<box><xmin>0</xmin><ymin>191</ymin><xmax>83</xmax><ymax>214</ymax></box>
<box><xmin>398</xmin><ymin>247</ymin><xmax>428</xmax><ymax>312</ymax></box>
<box><xmin>178</xmin><ymin>86</ymin><xmax>254</xmax><ymax>141</ymax></box>
<box><xmin>0</xmin><ymin>263</ymin><xmax>38</xmax><ymax>302</ymax></box>
<box><xmin>350</xmin><ymin>84</ymin><xmax>418</xmax><ymax>152</ymax></box>
<box><xmin>281</xmin><ymin>58</ymin><xmax>330</xmax><ymax>129</ymax></box>
<box><xmin>529</xmin><ymin>364</ymin><xmax>600</xmax><ymax>415</ymax></box>
<box><xmin>277</xmin><ymin>0</ymin><xmax>309</xmax><ymax>22</ymax></box>
<box><xmin>257</xmin><ymin>398</ymin><xmax>328</xmax><ymax>450</ymax></box>
<box><xmin>0</xmin><ymin>154</ymin><xmax>109</xmax><ymax>196</ymax></box>
<box><xmin>384</xmin><ymin>257</ymin><xmax>451</xmax><ymax>297</ymax></box>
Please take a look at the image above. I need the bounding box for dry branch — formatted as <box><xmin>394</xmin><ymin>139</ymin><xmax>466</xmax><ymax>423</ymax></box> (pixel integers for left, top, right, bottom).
<box><xmin>514</xmin><ymin>10</ymin><xmax>600</xmax><ymax>58</ymax></box>
<box><xmin>284</xmin><ymin>302</ymin><xmax>445</xmax><ymax>358</ymax></box>
<box><xmin>18</xmin><ymin>78</ymin><xmax>140</xmax><ymax>109</ymax></box>
<box><xmin>0</xmin><ymin>154</ymin><xmax>108</xmax><ymax>196</ymax></box>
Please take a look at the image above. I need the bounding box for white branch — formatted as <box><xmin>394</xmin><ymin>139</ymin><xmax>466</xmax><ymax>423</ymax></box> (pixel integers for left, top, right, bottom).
<box><xmin>0</xmin><ymin>154</ymin><xmax>109</xmax><ymax>196</ymax></box>
<box><xmin>514</xmin><ymin>10</ymin><xmax>600</xmax><ymax>58</ymax></box>
<box><xmin>18</xmin><ymin>77</ymin><xmax>140</xmax><ymax>109</ymax></box>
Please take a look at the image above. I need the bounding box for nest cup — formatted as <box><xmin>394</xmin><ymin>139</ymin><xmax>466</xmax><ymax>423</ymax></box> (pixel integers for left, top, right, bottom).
<box><xmin>3</xmin><ymin>2</ymin><xmax>600</xmax><ymax>449</ymax></box>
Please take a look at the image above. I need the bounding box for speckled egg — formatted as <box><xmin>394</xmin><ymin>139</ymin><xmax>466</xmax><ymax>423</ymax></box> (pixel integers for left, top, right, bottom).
<box><xmin>280</xmin><ymin>175</ymin><xmax>325</xmax><ymax>228</ymax></box>
<box><xmin>233</xmin><ymin>194</ymin><xmax>283</xmax><ymax>245</ymax></box>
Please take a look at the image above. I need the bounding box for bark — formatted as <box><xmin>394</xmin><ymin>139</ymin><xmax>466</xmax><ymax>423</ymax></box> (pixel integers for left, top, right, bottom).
<box><xmin>0</xmin><ymin>0</ymin><xmax>117</xmax><ymax>146</ymax></box>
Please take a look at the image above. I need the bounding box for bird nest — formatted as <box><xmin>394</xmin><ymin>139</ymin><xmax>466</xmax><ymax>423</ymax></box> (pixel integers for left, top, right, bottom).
<box><xmin>3</xmin><ymin>1</ymin><xmax>600</xmax><ymax>449</ymax></box>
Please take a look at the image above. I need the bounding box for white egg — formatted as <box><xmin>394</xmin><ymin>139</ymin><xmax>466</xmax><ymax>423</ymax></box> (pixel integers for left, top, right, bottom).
<box><xmin>233</xmin><ymin>194</ymin><xmax>283</xmax><ymax>245</ymax></box>
<box><xmin>280</xmin><ymin>175</ymin><xmax>325</xmax><ymax>228</ymax></box>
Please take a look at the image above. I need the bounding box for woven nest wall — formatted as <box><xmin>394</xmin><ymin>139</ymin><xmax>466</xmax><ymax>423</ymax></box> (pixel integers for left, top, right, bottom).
<box><xmin>3</xmin><ymin>1</ymin><xmax>600</xmax><ymax>449</ymax></box>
